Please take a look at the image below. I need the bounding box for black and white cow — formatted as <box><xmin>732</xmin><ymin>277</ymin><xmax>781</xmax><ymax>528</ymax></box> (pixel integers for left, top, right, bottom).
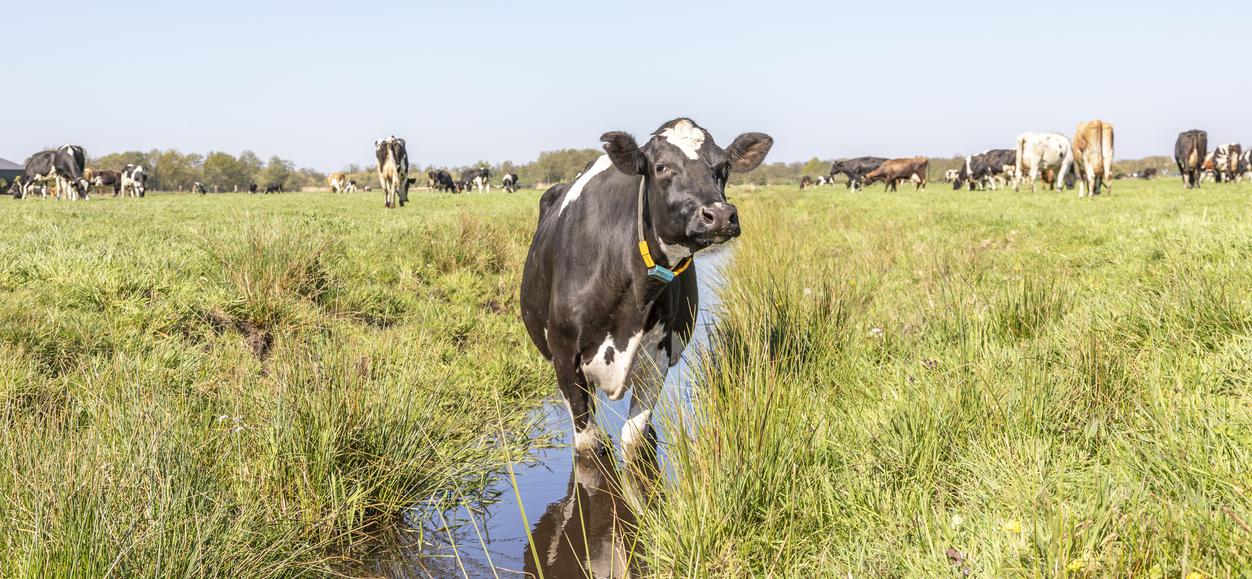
<box><xmin>18</xmin><ymin>148</ymin><xmax>89</xmax><ymax>200</ymax></box>
<box><xmin>954</xmin><ymin>149</ymin><xmax>1016</xmax><ymax>191</ymax></box>
<box><xmin>375</xmin><ymin>136</ymin><xmax>410</xmax><ymax>208</ymax></box>
<box><xmin>502</xmin><ymin>172</ymin><xmax>519</xmax><ymax>192</ymax></box>
<box><xmin>90</xmin><ymin>169</ymin><xmax>122</xmax><ymax>196</ymax></box>
<box><xmin>429</xmin><ymin>169</ymin><xmax>457</xmax><ymax>192</ymax></box>
<box><xmin>458</xmin><ymin>167</ymin><xmax>491</xmax><ymax>192</ymax></box>
<box><xmin>1175</xmin><ymin>130</ymin><xmax>1208</xmax><ymax>189</ymax></box>
<box><xmin>120</xmin><ymin>164</ymin><xmax>147</xmax><ymax>197</ymax></box>
<box><xmin>520</xmin><ymin>118</ymin><xmax>772</xmax><ymax>457</ymax></box>
<box><xmin>816</xmin><ymin>175</ymin><xmax>834</xmax><ymax>187</ymax></box>
<box><xmin>829</xmin><ymin>157</ymin><xmax>887</xmax><ymax>190</ymax></box>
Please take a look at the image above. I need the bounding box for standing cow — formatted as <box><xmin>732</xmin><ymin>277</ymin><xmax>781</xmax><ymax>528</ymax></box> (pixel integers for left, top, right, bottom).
<box><xmin>328</xmin><ymin>171</ymin><xmax>349</xmax><ymax>193</ymax></box>
<box><xmin>830</xmin><ymin>157</ymin><xmax>887</xmax><ymax>190</ymax></box>
<box><xmin>954</xmin><ymin>149</ymin><xmax>1016</xmax><ymax>191</ymax></box>
<box><xmin>375</xmin><ymin>136</ymin><xmax>410</xmax><ymax>208</ymax></box>
<box><xmin>1014</xmin><ymin>133</ymin><xmax>1073</xmax><ymax>192</ymax></box>
<box><xmin>1213</xmin><ymin>143</ymin><xmax>1242</xmax><ymax>183</ymax></box>
<box><xmin>1175</xmin><ymin>130</ymin><xmax>1208</xmax><ymax>189</ymax></box>
<box><xmin>88</xmin><ymin>169</ymin><xmax>122</xmax><ymax>196</ymax></box>
<box><xmin>502</xmin><ymin>172</ymin><xmax>519</xmax><ymax>193</ymax></box>
<box><xmin>1072</xmin><ymin>120</ymin><xmax>1115</xmax><ymax>197</ymax></box>
<box><xmin>17</xmin><ymin>149</ymin><xmax>90</xmax><ymax>200</ymax></box>
<box><xmin>120</xmin><ymin>164</ymin><xmax>147</xmax><ymax>197</ymax></box>
<box><xmin>861</xmin><ymin>157</ymin><xmax>928</xmax><ymax>191</ymax></box>
<box><xmin>521</xmin><ymin>118</ymin><xmax>772</xmax><ymax>457</ymax></box>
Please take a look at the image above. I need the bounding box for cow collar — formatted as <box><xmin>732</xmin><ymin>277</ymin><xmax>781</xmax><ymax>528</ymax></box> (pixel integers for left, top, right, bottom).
<box><xmin>635</xmin><ymin>177</ymin><xmax>692</xmax><ymax>283</ymax></box>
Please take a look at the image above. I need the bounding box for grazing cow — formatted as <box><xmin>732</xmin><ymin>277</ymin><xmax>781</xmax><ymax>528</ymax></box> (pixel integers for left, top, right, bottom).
<box><xmin>89</xmin><ymin>169</ymin><xmax>122</xmax><ymax>196</ymax></box>
<box><xmin>862</xmin><ymin>157</ymin><xmax>928</xmax><ymax>191</ymax></box>
<box><xmin>428</xmin><ymin>169</ymin><xmax>456</xmax><ymax>192</ymax></box>
<box><xmin>1175</xmin><ymin>130</ymin><xmax>1208</xmax><ymax>189</ymax></box>
<box><xmin>120</xmin><ymin>164</ymin><xmax>147</xmax><ymax>197</ymax></box>
<box><xmin>521</xmin><ymin>118</ymin><xmax>772</xmax><ymax>457</ymax></box>
<box><xmin>263</xmin><ymin>183</ymin><xmax>283</xmax><ymax>194</ymax></box>
<box><xmin>458</xmin><ymin>167</ymin><xmax>492</xmax><ymax>192</ymax></box>
<box><xmin>829</xmin><ymin>157</ymin><xmax>887</xmax><ymax>190</ymax></box>
<box><xmin>375</xmin><ymin>136</ymin><xmax>410</xmax><ymax>208</ymax></box>
<box><xmin>328</xmin><ymin>172</ymin><xmax>349</xmax><ymax>193</ymax></box>
<box><xmin>1213</xmin><ymin>143</ymin><xmax>1242</xmax><ymax>183</ymax></box>
<box><xmin>1240</xmin><ymin>151</ymin><xmax>1252</xmax><ymax>182</ymax></box>
<box><xmin>816</xmin><ymin>175</ymin><xmax>834</xmax><ymax>186</ymax></box>
<box><xmin>1014</xmin><ymin>133</ymin><xmax>1073</xmax><ymax>192</ymax></box>
<box><xmin>799</xmin><ymin>175</ymin><xmax>813</xmax><ymax>189</ymax></box>
<box><xmin>944</xmin><ymin>169</ymin><xmax>960</xmax><ymax>184</ymax></box>
<box><xmin>1072</xmin><ymin>120</ymin><xmax>1115</xmax><ymax>197</ymax></box>
<box><xmin>246</xmin><ymin>183</ymin><xmax>258</xmax><ymax>194</ymax></box>
<box><xmin>502</xmin><ymin>172</ymin><xmax>519</xmax><ymax>192</ymax></box>
<box><xmin>192</xmin><ymin>181</ymin><xmax>208</xmax><ymax>194</ymax></box>
<box><xmin>347</xmin><ymin>180</ymin><xmax>358</xmax><ymax>192</ymax></box>
<box><xmin>17</xmin><ymin>149</ymin><xmax>90</xmax><ymax>200</ymax></box>
<box><xmin>954</xmin><ymin>149</ymin><xmax>1016</xmax><ymax>191</ymax></box>
<box><xmin>1138</xmin><ymin>168</ymin><xmax>1159</xmax><ymax>179</ymax></box>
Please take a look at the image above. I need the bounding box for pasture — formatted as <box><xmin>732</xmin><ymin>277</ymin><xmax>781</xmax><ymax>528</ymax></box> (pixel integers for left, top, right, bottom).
<box><xmin>2</xmin><ymin>180</ymin><xmax>1250</xmax><ymax>577</ymax></box>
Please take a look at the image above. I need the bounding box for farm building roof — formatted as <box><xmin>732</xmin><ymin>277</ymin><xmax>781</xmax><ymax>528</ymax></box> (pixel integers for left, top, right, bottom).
<box><xmin>0</xmin><ymin>157</ymin><xmax>22</xmax><ymax>171</ymax></box>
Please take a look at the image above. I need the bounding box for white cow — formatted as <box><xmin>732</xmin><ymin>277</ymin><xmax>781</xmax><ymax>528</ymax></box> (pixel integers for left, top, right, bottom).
<box><xmin>1014</xmin><ymin>132</ymin><xmax>1074</xmax><ymax>192</ymax></box>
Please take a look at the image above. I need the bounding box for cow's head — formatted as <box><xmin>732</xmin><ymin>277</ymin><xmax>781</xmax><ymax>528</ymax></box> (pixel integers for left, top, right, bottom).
<box><xmin>953</xmin><ymin>156</ymin><xmax>972</xmax><ymax>190</ymax></box>
<box><xmin>600</xmin><ymin>118</ymin><xmax>772</xmax><ymax>256</ymax></box>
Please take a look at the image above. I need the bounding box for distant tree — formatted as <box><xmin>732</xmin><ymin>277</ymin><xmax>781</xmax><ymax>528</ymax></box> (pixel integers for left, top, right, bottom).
<box><xmin>801</xmin><ymin>157</ymin><xmax>826</xmax><ymax>176</ymax></box>
<box><xmin>258</xmin><ymin>156</ymin><xmax>295</xmax><ymax>189</ymax></box>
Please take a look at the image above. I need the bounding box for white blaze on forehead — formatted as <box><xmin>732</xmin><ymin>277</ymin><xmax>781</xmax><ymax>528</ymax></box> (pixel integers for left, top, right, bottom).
<box><xmin>558</xmin><ymin>154</ymin><xmax>613</xmax><ymax>215</ymax></box>
<box><xmin>659</xmin><ymin>119</ymin><xmax>706</xmax><ymax>160</ymax></box>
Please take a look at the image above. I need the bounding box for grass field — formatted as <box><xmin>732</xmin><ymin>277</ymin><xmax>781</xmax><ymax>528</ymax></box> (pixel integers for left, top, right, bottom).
<box><xmin>2</xmin><ymin>180</ymin><xmax>1250</xmax><ymax>577</ymax></box>
<box><xmin>644</xmin><ymin>179</ymin><xmax>1252</xmax><ymax>577</ymax></box>
<box><xmin>0</xmin><ymin>190</ymin><xmax>554</xmax><ymax>576</ymax></box>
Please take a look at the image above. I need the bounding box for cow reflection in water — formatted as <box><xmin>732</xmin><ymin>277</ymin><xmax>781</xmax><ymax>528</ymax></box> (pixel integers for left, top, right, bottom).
<box><xmin>523</xmin><ymin>452</ymin><xmax>657</xmax><ymax>579</ymax></box>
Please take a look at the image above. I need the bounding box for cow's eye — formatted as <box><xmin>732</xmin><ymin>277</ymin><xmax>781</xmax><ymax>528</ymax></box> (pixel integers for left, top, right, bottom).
<box><xmin>655</xmin><ymin>164</ymin><xmax>669</xmax><ymax>174</ymax></box>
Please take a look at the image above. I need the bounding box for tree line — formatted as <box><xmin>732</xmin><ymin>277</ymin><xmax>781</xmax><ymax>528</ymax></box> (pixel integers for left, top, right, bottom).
<box><xmin>72</xmin><ymin>147</ymin><xmax>1181</xmax><ymax>193</ymax></box>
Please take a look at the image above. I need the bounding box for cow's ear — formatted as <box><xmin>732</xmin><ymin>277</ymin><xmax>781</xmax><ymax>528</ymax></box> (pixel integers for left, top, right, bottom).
<box><xmin>727</xmin><ymin>133</ymin><xmax>774</xmax><ymax>173</ymax></box>
<box><xmin>600</xmin><ymin>132</ymin><xmax>646</xmax><ymax>175</ymax></box>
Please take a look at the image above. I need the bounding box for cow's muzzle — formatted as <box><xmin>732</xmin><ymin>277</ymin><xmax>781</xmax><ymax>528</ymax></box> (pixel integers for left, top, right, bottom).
<box><xmin>688</xmin><ymin>201</ymin><xmax>740</xmax><ymax>244</ymax></box>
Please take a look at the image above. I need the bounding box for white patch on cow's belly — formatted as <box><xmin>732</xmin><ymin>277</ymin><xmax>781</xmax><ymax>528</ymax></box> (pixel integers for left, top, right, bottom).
<box><xmin>581</xmin><ymin>324</ymin><xmax>667</xmax><ymax>400</ymax></box>
<box><xmin>558</xmin><ymin>154</ymin><xmax>612</xmax><ymax>215</ymax></box>
<box><xmin>659</xmin><ymin>119</ymin><xmax>705</xmax><ymax>160</ymax></box>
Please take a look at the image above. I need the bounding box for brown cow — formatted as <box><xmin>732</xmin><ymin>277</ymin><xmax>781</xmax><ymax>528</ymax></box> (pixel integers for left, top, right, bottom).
<box><xmin>862</xmin><ymin>157</ymin><xmax>928</xmax><ymax>191</ymax></box>
<box><xmin>328</xmin><ymin>171</ymin><xmax>349</xmax><ymax>193</ymax></box>
<box><xmin>1072</xmin><ymin>120</ymin><xmax>1115</xmax><ymax>197</ymax></box>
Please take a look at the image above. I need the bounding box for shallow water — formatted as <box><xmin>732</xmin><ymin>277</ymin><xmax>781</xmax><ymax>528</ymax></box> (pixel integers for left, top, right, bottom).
<box><xmin>370</xmin><ymin>247</ymin><xmax>731</xmax><ymax>578</ymax></box>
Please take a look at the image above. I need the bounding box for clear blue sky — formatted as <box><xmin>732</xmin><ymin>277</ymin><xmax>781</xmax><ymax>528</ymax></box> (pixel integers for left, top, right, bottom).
<box><xmin>5</xmin><ymin>0</ymin><xmax>1250</xmax><ymax>171</ymax></box>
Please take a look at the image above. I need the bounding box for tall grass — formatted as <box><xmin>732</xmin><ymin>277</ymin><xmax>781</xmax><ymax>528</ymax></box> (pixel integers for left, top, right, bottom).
<box><xmin>0</xmin><ymin>191</ymin><xmax>552</xmax><ymax>575</ymax></box>
<box><xmin>642</xmin><ymin>181</ymin><xmax>1252</xmax><ymax>577</ymax></box>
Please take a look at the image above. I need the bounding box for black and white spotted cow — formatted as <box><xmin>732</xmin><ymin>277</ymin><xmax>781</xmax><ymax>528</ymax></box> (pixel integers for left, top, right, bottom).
<box><xmin>816</xmin><ymin>175</ymin><xmax>834</xmax><ymax>187</ymax></box>
<box><xmin>375</xmin><ymin>136</ymin><xmax>410</xmax><ymax>208</ymax></box>
<box><xmin>520</xmin><ymin>118</ymin><xmax>772</xmax><ymax>457</ymax></box>
<box><xmin>429</xmin><ymin>169</ymin><xmax>457</xmax><ymax>192</ymax></box>
<box><xmin>829</xmin><ymin>157</ymin><xmax>887</xmax><ymax>190</ymax></box>
<box><xmin>192</xmin><ymin>182</ymin><xmax>207</xmax><ymax>194</ymax></box>
<box><xmin>17</xmin><ymin>148</ymin><xmax>89</xmax><ymax>200</ymax></box>
<box><xmin>502</xmin><ymin>172</ymin><xmax>519</xmax><ymax>192</ymax></box>
<box><xmin>120</xmin><ymin>164</ymin><xmax>147</xmax><ymax>197</ymax></box>
<box><xmin>955</xmin><ymin>149</ymin><xmax>1016</xmax><ymax>190</ymax></box>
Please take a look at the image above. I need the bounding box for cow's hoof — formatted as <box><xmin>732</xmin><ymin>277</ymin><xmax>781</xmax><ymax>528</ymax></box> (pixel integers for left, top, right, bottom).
<box><xmin>573</xmin><ymin>428</ymin><xmax>604</xmax><ymax>455</ymax></box>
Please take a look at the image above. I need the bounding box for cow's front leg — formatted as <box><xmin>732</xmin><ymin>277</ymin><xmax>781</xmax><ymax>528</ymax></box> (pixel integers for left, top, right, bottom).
<box><xmin>622</xmin><ymin>348</ymin><xmax>666</xmax><ymax>460</ymax></box>
<box><xmin>556</xmin><ymin>354</ymin><xmax>601</xmax><ymax>454</ymax></box>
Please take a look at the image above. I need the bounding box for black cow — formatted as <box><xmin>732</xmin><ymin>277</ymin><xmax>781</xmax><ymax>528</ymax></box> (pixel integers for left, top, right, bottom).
<box><xmin>18</xmin><ymin>149</ymin><xmax>89</xmax><ymax>200</ymax></box>
<box><xmin>520</xmin><ymin>118</ymin><xmax>772</xmax><ymax>457</ymax></box>
<box><xmin>955</xmin><ymin>149</ymin><xmax>1016</xmax><ymax>190</ymax></box>
<box><xmin>1175</xmin><ymin>130</ymin><xmax>1208</xmax><ymax>189</ymax></box>
<box><xmin>90</xmin><ymin>170</ymin><xmax>122</xmax><ymax>196</ymax></box>
<box><xmin>247</xmin><ymin>183</ymin><xmax>258</xmax><ymax>194</ymax></box>
<box><xmin>502</xmin><ymin>172</ymin><xmax>519</xmax><ymax>193</ymax></box>
<box><xmin>429</xmin><ymin>169</ymin><xmax>457</xmax><ymax>192</ymax></box>
<box><xmin>830</xmin><ymin>157</ymin><xmax>887</xmax><ymax>190</ymax></box>
<box><xmin>263</xmin><ymin>183</ymin><xmax>283</xmax><ymax>194</ymax></box>
<box><xmin>799</xmin><ymin>175</ymin><xmax>813</xmax><ymax>189</ymax></box>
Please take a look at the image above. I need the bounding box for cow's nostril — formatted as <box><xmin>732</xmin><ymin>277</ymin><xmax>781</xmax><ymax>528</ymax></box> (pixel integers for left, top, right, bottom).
<box><xmin>700</xmin><ymin>206</ymin><xmax>716</xmax><ymax>224</ymax></box>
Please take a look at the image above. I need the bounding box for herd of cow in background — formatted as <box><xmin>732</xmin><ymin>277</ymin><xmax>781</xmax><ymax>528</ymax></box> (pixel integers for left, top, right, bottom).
<box><xmin>7</xmin><ymin>124</ymin><xmax>1252</xmax><ymax>205</ymax></box>
<box><xmin>800</xmin><ymin>123</ymin><xmax>1252</xmax><ymax>197</ymax></box>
